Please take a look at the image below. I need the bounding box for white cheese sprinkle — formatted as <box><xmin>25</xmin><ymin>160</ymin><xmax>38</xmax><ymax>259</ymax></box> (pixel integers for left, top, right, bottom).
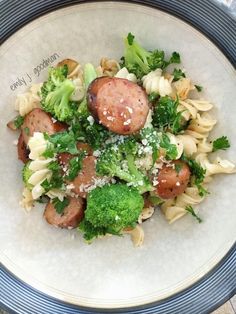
<box><xmin>123</xmin><ymin>119</ymin><xmax>131</xmax><ymax>125</ymax></box>
<box><xmin>93</xmin><ymin>150</ymin><xmax>101</xmax><ymax>157</ymax></box>
<box><xmin>87</xmin><ymin>115</ymin><xmax>94</xmax><ymax>125</ymax></box>
<box><xmin>107</xmin><ymin>116</ymin><xmax>115</xmax><ymax>121</ymax></box>
<box><xmin>126</xmin><ymin>106</ymin><xmax>133</xmax><ymax>113</ymax></box>
<box><xmin>176</xmin><ymin>182</ymin><xmax>181</xmax><ymax>186</ymax></box>
<box><xmin>141</xmin><ymin>139</ymin><xmax>148</xmax><ymax>146</ymax></box>
<box><xmin>51</xmin><ymin>117</ymin><xmax>57</xmax><ymax>123</ymax></box>
<box><xmin>153</xmin><ymin>179</ymin><xmax>159</xmax><ymax>186</ymax></box>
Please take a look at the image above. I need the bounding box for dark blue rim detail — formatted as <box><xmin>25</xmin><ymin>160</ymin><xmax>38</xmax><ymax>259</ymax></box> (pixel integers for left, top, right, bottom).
<box><xmin>0</xmin><ymin>0</ymin><xmax>236</xmax><ymax>313</ymax></box>
<box><xmin>0</xmin><ymin>0</ymin><xmax>236</xmax><ymax>67</ymax></box>
<box><xmin>1</xmin><ymin>245</ymin><xmax>235</xmax><ymax>314</ymax></box>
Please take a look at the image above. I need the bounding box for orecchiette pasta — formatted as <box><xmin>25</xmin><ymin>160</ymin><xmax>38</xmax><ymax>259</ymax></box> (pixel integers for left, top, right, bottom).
<box><xmin>123</xmin><ymin>225</ymin><xmax>144</xmax><ymax>247</ymax></box>
<box><xmin>195</xmin><ymin>153</ymin><xmax>236</xmax><ymax>176</ymax></box>
<box><xmin>172</xmin><ymin>78</ymin><xmax>195</xmax><ymax>100</ymax></box>
<box><xmin>176</xmin><ymin>134</ymin><xmax>198</xmax><ymax>156</ymax></box>
<box><xmin>15</xmin><ymin>83</ymin><xmax>42</xmax><ymax>116</ymax></box>
<box><xmin>167</xmin><ymin>133</ymin><xmax>184</xmax><ymax>159</ymax></box>
<box><xmin>177</xmin><ymin>99</ymin><xmax>213</xmax><ymax>121</ymax></box>
<box><xmin>25</xmin><ymin>132</ymin><xmax>59</xmax><ymax>200</ymax></box>
<box><xmin>70</xmin><ymin>78</ymin><xmax>85</xmax><ymax>102</ymax></box>
<box><xmin>142</xmin><ymin>69</ymin><xmax>172</xmax><ymax>96</ymax></box>
<box><xmin>28</xmin><ymin>132</ymin><xmax>49</xmax><ymax>160</ymax></box>
<box><xmin>138</xmin><ymin>206</ymin><xmax>155</xmax><ymax>224</ymax></box>
<box><xmin>20</xmin><ymin>187</ymin><xmax>34</xmax><ymax>211</ymax></box>
<box><xmin>161</xmin><ymin>187</ymin><xmax>204</xmax><ymax>224</ymax></box>
<box><xmin>115</xmin><ymin>67</ymin><xmax>137</xmax><ymax>82</ymax></box>
<box><xmin>196</xmin><ymin>138</ymin><xmax>213</xmax><ymax>154</ymax></box>
<box><xmin>67</xmin><ymin>63</ymin><xmax>83</xmax><ymax>80</ymax></box>
<box><xmin>97</xmin><ymin>57</ymin><xmax>120</xmax><ymax>77</ymax></box>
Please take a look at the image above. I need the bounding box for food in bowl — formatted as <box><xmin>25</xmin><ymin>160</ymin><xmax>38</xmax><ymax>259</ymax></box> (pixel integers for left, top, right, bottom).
<box><xmin>7</xmin><ymin>34</ymin><xmax>236</xmax><ymax>246</ymax></box>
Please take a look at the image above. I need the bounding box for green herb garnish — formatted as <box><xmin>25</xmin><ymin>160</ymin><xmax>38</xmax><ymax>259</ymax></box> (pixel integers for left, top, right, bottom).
<box><xmin>195</xmin><ymin>85</ymin><xmax>203</xmax><ymax>92</ymax></box>
<box><xmin>212</xmin><ymin>136</ymin><xmax>230</xmax><ymax>152</ymax></box>
<box><xmin>53</xmin><ymin>197</ymin><xmax>69</xmax><ymax>214</ymax></box>
<box><xmin>175</xmin><ymin>163</ymin><xmax>182</xmax><ymax>174</ymax></box>
<box><xmin>185</xmin><ymin>205</ymin><xmax>202</xmax><ymax>223</ymax></box>
<box><xmin>173</xmin><ymin>68</ymin><xmax>186</xmax><ymax>81</ymax></box>
<box><xmin>66</xmin><ymin>153</ymin><xmax>85</xmax><ymax>181</ymax></box>
<box><xmin>24</xmin><ymin>127</ymin><xmax>30</xmax><ymax>135</ymax></box>
<box><xmin>153</xmin><ymin>96</ymin><xmax>184</xmax><ymax>134</ymax></box>
<box><xmin>14</xmin><ymin>115</ymin><xmax>24</xmax><ymax>129</ymax></box>
<box><xmin>48</xmin><ymin>131</ymin><xmax>78</xmax><ymax>155</ymax></box>
<box><xmin>182</xmin><ymin>154</ymin><xmax>208</xmax><ymax>196</ymax></box>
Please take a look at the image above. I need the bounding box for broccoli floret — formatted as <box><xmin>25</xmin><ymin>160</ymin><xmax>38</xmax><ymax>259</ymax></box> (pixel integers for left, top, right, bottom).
<box><xmin>41</xmin><ymin>65</ymin><xmax>76</xmax><ymax>122</ymax></box>
<box><xmin>79</xmin><ymin>183</ymin><xmax>144</xmax><ymax>241</ymax></box>
<box><xmin>121</xmin><ymin>33</ymin><xmax>180</xmax><ymax>79</ymax></box>
<box><xmin>22</xmin><ymin>162</ymin><xmax>33</xmax><ymax>189</ymax></box>
<box><xmin>96</xmin><ymin>138</ymin><xmax>153</xmax><ymax>194</ymax></box>
<box><xmin>83</xmin><ymin>63</ymin><xmax>97</xmax><ymax>89</ymax></box>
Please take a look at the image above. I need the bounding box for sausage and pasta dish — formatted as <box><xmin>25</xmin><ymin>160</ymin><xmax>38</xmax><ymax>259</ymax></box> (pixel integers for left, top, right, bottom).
<box><xmin>7</xmin><ymin>34</ymin><xmax>236</xmax><ymax>246</ymax></box>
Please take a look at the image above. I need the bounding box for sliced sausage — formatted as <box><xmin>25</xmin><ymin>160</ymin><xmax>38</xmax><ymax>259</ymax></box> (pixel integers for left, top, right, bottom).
<box><xmin>77</xmin><ymin>142</ymin><xmax>93</xmax><ymax>155</ymax></box>
<box><xmin>57</xmin><ymin>59</ymin><xmax>79</xmax><ymax>75</ymax></box>
<box><xmin>17</xmin><ymin>133</ymin><xmax>29</xmax><ymax>163</ymax></box>
<box><xmin>71</xmin><ymin>156</ymin><xmax>100</xmax><ymax>198</ymax></box>
<box><xmin>44</xmin><ymin>196</ymin><xmax>85</xmax><ymax>228</ymax></box>
<box><xmin>88</xmin><ymin>77</ymin><xmax>149</xmax><ymax>135</ymax></box>
<box><xmin>57</xmin><ymin>142</ymin><xmax>93</xmax><ymax>174</ymax></box>
<box><xmin>7</xmin><ymin>117</ymin><xmax>19</xmax><ymax>131</ymax></box>
<box><xmin>87</xmin><ymin>76</ymin><xmax>111</xmax><ymax>119</ymax></box>
<box><xmin>154</xmin><ymin>160</ymin><xmax>190</xmax><ymax>199</ymax></box>
<box><xmin>21</xmin><ymin>108</ymin><xmax>67</xmax><ymax>144</ymax></box>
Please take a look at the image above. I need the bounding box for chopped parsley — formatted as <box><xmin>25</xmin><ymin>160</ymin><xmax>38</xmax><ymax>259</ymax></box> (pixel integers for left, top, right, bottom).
<box><xmin>182</xmin><ymin>154</ymin><xmax>208</xmax><ymax>196</ymax></box>
<box><xmin>24</xmin><ymin>127</ymin><xmax>30</xmax><ymax>136</ymax></box>
<box><xmin>152</xmin><ymin>96</ymin><xmax>185</xmax><ymax>134</ymax></box>
<box><xmin>212</xmin><ymin>136</ymin><xmax>230</xmax><ymax>152</ymax></box>
<box><xmin>14</xmin><ymin>115</ymin><xmax>24</xmax><ymax>129</ymax></box>
<box><xmin>148</xmin><ymin>92</ymin><xmax>159</xmax><ymax>103</ymax></box>
<box><xmin>160</xmin><ymin>133</ymin><xmax>178</xmax><ymax>160</ymax></box>
<box><xmin>185</xmin><ymin>205</ymin><xmax>202</xmax><ymax>223</ymax></box>
<box><xmin>53</xmin><ymin>197</ymin><xmax>69</xmax><ymax>214</ymax></box>
<box><xmin>169</xmin><ymin>52</ymin><xmax>181</xmax><ymax>64</ymax></box>
<box><xmin>41</xmin><ymin>161</ymin><xmax>63</xmax><ymax>192</ymax></box>
<box><xmin>173</xmin><ymin>68</ymin><xmax>186</xmax><ymax>81</ymax></box>
<box><xmin>195</xmin><ymin>85</ymin><xmax>203</xmax><ymax>92</ymax></box>
<box><xmin>175</xmin><ymin>163</ymin><xmax>182</xmax><ymax>174</ymax></box>
<box><xmin>127</xmin><ymin>32</ymin><xmax>135</xmax><ymax>45</ymax></box>
<box><xmin>66</xmin><ymin>153</ymin><xmax>85</xmax><ymax>181</ymax></box>
<box><xmin>48</xmin><ymin>131</ymin><xmax>79</xmax><ymax>155</ymax></box>
<box><xmin>42</xmin><ymin>142</ymin><xmax>55</xmax><ymax>158</ymax></box>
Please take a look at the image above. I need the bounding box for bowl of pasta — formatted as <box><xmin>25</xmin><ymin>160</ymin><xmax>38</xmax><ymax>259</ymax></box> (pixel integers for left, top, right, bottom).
<box><xmin>0</xmin><ymin>1</ymin><xmax>236</xmax><ymax>313</ymax></box>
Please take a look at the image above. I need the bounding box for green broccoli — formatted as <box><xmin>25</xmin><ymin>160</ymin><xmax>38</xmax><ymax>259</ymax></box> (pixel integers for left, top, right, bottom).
<box><xmin>22</xmin><ymin>162</ymin><xmax>33</xmax><ymax>189</ymax></box>
<box><xmin>79</xmin><ymin>183</ymin><xmax>144</xmax><ymax>241</ymax></box>
<box><xmin>69</xmin><ymin>63</ymin><xmax>110</xmax><ymax>148</ymax></box>
<box><xmin>96</xmin><ymin>137</ymin><xmax>153</xmax><ymax>194</ymax></box>
<box><xmin>41</xmin><ymin>65</ymin><xmax>76</xmax><ymax>122</ymax></box>
<box><xmin>83</xmin><ymin>63</ymin><xmax>97</xmax><ymax>89</ymax></box>
<box><xmin>120</xmin><ymin>33</ymin><xmax>180</xmax><ymax>79</ymax></box>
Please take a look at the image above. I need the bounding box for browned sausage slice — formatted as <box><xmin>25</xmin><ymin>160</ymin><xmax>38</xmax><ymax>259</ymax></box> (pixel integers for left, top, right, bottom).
<box><xmin>71</xmin><ymin>156</ymin><xmax>100</xmax><ymax>198</ymax></box>
<box><xmin>87</xmin><ymin>76</ymin><xmax>111</xmax><ymax>119</ymax></box>
<box><xmin>155</xmin><ymin>160</ymin><xmax>191</xmax><ymax>199</ymax></box>
<box><xmin>21</xmin><ymin>108</ymin><xmax>67</xmax><ymax>144</ymax></box>
<box><xmin>17</xmin><ymin>133</ymin><xmax>29</xmax><ymax>163</ymax></box>
<box><xmin>95</xmin><ymin>77</ymin><xmax>149</xmax><ymax>135</ymax></box>
<box><xmin>44</xmin><ymin>196</ymin><xmax>85</xmax><ymax>228</ymax></box>
<box><xmin>57</xmin><ymin>142</ymin><xmax>93</xmax><ymax>174</ymax></box>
